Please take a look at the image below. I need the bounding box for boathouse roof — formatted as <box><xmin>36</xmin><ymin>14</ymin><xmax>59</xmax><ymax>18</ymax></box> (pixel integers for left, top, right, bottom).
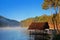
<box><xmin>28</xmin><ymin>22</ymin><xmax>49</xmax><ymax>30</ymax></box>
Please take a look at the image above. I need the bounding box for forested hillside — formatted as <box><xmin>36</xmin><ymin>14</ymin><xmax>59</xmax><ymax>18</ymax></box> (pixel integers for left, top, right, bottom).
<box><xmin>21</xmin><ymin>13</ymin><xmax>60</xmax><ymax>27</ymax></box>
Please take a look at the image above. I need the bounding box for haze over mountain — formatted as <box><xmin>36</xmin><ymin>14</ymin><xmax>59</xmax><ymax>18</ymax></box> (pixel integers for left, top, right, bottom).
<box><xmin>0</xmin><ymin>16</ymin><xmax>20</xmax><ymax>27</ymax></box>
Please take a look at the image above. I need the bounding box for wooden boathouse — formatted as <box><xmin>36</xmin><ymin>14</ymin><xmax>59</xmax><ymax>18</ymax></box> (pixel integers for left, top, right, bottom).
<box><xmin>28</xmin><ymin>22</ymin><xmax>50</xmax><ymax>40</ymax></box>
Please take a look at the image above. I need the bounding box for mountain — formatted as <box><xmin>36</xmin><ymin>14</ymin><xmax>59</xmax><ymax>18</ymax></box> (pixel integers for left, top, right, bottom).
<box><xmin>0</xmin><ymin>16</ymin><xmax>20</xmax><ymax>27</ymax></box>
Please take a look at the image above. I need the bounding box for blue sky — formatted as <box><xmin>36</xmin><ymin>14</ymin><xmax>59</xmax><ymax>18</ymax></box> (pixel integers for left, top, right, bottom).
<box><xmin>0</xmin><ymin>0</ymin><xmax>54</xmax><ymax>21</ymax></box>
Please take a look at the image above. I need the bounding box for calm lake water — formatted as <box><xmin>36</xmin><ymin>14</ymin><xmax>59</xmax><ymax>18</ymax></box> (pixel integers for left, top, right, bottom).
<box><xmin>0</xmin><ymin>27</ymin><xmax>29</xmax><ymax>40</ymax></box>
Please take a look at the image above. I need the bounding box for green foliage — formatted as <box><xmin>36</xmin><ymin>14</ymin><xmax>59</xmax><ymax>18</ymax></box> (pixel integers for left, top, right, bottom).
<box><xmin>21</xmin><ymin>18</ymin><xmax>34</xmax><ymax>27</ymax></box>
<box><xmin>20</xmin><ymin>13</ymin><xmax>60</xmax><ymax>27</ymax></box>
<box><xmin>21</xmin><ymin>14</ymin><xmax>50</xmax><ymax>27</ymax></box>
<box><xmin>34</xmin><ymin>14</ymin><xmax>49</xmax><ymax>22</ymax></box>
<box><xmin>53</xmin><ymin>34</ymin><xmax>60</xmax><ymax>40</ymax></box>
<box><xmin>42</xmin><ymin>0</ymin><xmax>60</xmax><ymax>9</ymax></box>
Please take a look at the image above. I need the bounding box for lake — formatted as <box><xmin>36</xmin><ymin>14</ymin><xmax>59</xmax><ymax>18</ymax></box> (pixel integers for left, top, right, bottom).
<box><xmin>0</xmin><ymin>27</ymin><xmax>52</xmax><ymax>40</ymax></box>
<box><xmin>0</xmin><ymin>27</ymin><xmax>29</xmax><ymax>40</ymax></box>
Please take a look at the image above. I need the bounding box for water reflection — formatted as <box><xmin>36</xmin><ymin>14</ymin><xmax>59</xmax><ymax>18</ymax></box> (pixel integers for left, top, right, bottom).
<box><xmin>28</xmin><ymin>30</ymin><xmax>52</xmax><ymax>40</ymax></box>
<box><xmin>0</xmin><ymin>27</ymin><xmax>51</xmax><ymax>40</ymax></box>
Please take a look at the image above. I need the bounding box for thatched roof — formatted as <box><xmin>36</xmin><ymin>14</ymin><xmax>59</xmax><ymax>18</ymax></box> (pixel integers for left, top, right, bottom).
<box><xmin>28</xmin><ymin>22</ymin><xmax>49</xmax><ymax>30</ymax></box>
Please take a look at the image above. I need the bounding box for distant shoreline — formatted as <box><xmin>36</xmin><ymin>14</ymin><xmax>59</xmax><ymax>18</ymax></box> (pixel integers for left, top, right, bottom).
<box><xmin>0</xmin><ymin>27</ymin><xmax>28</xmax><ymax>30</ymax></box>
